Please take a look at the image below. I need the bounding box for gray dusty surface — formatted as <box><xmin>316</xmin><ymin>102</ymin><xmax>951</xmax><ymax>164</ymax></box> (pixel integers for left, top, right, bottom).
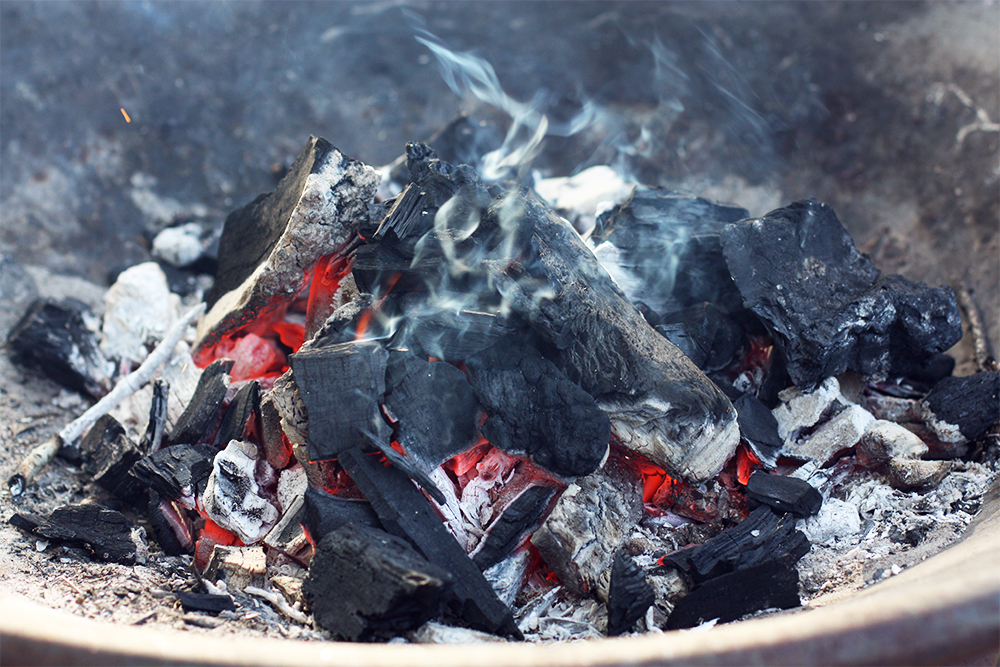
<box><xmin>1</xmin><ymin>0</ymin><xmax>997</xmax><ymax>645</ymax></box>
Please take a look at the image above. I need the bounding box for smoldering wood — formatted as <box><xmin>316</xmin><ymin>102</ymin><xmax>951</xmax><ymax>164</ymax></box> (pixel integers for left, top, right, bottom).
<box><xmin>79</xmin><ymin>414</ymin><xmax>145</xmax><ymax>505</ymax></box>
<box><xmin>6</xmin><ymin>297</ymin><xmax>114</xmax><ymax>398</ymax></box>
<box><xmin>166</xmin><ymin>358</ymin><xmax>233</xmax><ymax>447</ymax></box>
<box><xmin>531</xmin><ymin>454</ymin><xmax>643</xmax><ymax>598</ymax></box>
<box><xmin>465</xmin><ymin>337</ymin><xmax>610</xmax><ymax>478</ymax></box>
<box><xmin>919</xmin><ymin>371</ymin><xmax>1000</xmax><ymax>447</ymax></box>
<box><xmin>732</xmin><ymin>393</ymin><xmax>782</xmax><ymax>467</ymax></box>
<box><xmin>203</xmin><ymin>545</ymin><xmax>267</xmax><ymax>592</ymax></box>
<box><xmin>303</xmin><ymin>523</ymin><xmax>454</xmax><ymax>642</ymax></box>
<box><xmin>665</xmin><ymin>553</ymin><xmax>802</xmax><ymax>630</ymax></box>
<box><xmin>33</xmin><ymin>504</ymin><xmax>148</xmax><ymax>565</ymax></box>
<box><xmin>303</xmin><ymin>486</ymin><xmax>381</xmax><ymax>542</ymax></box>
<box><xmin>337</xmin><ymin>447</ymin><xmax>523</xmax><ymax>639</ymax></box>
<box><xmin>146</xmin><ymin>490</ymin><xmax>192</xmax><ymax>556</ymax></box>
<box><xmin>383</xmin><ymin>352</ymin><xmax>480</xmax><ymax>473</ymax></box>
<box><xmin>393</xmin><ymin>299</ymin><xmax>516</xmax><ymax>361</ymax></box>
<box><xmin>213</xmin><ymin>380</ymin><xmax>260</xmax><ymax>447</ymax></box>
<box><xmin>656</xmin><ymin>303</ymin><xmax>746</xmax><ymax>373</ymax></box>
<box><xmin>288</xmin><ymin>340</ymin><xmax>390</xmax><ymax>461</ymax></box>
<box><xmin>719</xmin><ymin>199</ymin><xmax>962</xmax><ymax>391</ymax></box>
<box><xmin>130</xmin><ymin>443</ymin><xmax>217</xmax><ymax>506</ymax></box>
<box><xmin>140</xmin><ymin>379</ymin><xmax>169</xmax><ymax>454</ymax></box>
<box><xmin>263</xmin><ymin>495</ymin><xmax>310</xmax><ymax>560</ymax></box>
<box><xmin>197</xmin><ymin>135</ymin><xmax>380</xmax><ymax>357</ymax></box>
<box><xmin>258</xmin><ymin>394</ymin><xmax>291</xmax><ymax>470</ymax></box>
<box><xmin>300</xmin><ymin>294</ymin><xmax>381</xmax><ymax>350</ymax></box>
<box><xmin>358</xmin><ymin>428</ymin><xmax>447</xmax><ymax>505</ymax></box>
<box><xmin>606</xmin><ymin>549</ymin><xmax>655</xmax><ymax>636</ymax></box>
<box><xmin>471</xmin><ymin>485</ymin><xmax>556</xmax><ymax>572</ymax></box>
<box><xmin>746</xmin><ymin>470</ymin><xmax>822</xmax><ymax>518</ymax></box>
<box><xmin>482</xmin><ymin>188</ymin><xmax>739</xmax><ymax>483</ymax></box>
<box><xmin>174</xmin><ymin>590</ymin><xmax>237</xmax><ymax>614</ymax></box>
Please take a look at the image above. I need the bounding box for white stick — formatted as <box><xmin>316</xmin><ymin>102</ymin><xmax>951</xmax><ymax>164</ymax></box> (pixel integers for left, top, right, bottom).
<box><xmin>8</xmin><ymin>302</ymin><xmax>206</xmax><ymax>496</ymax></box>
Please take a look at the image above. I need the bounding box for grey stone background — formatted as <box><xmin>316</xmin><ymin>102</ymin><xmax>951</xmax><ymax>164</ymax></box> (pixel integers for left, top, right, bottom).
<box><xmin>2</xmin><ymin>0</ymin><xmax>997</xmax><ymax>353</ymax></box>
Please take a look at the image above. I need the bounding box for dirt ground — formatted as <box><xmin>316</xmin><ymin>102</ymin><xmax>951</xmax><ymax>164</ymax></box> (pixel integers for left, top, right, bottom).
<box><xmin>1</xmin><ymin>0</ymin><xmax>997</xmax><ymax>650</ymax></box>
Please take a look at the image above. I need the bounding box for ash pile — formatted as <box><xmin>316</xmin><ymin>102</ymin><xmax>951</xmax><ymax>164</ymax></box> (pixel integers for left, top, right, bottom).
<box><xmin>6</xmin><ymin>131</ymin><xmax>998</xmax><ymax>643</ymax></box>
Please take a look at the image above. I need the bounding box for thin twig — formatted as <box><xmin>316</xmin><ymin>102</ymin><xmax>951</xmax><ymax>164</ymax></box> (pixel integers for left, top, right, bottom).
<box><xmin>956</xmin><ymin>283</ymin><xmax>998</xmax><ymax>373</ymax></box>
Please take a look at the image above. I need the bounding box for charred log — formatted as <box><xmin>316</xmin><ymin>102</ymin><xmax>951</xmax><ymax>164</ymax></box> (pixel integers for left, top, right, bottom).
<box><xmin>174</xmin><ymin>590</ymin><xmax>237</xmax><ymax>614</ymax></box>
<box><xmin>139</xmin><ymin>379</ymin><xmax>169</xmax><ymax>454</ymax></box>
<box><xmin>80</xmin><ymin>414</ymin><xmax>145</xmax><ymax>505</ymax></box>
<box><xmin>655</xmin><ymin>303</ymin><xmax>746</xmax><ymax>373</ymax></box>
<box><xmin>130</xmin><ymin>443</ymin><xmax>217</xmax><ymax>507</ymax></box>
<box><xmin>917</xmin><ymin>372</ymin><xmax>1000</xmax><ymax>455</ymax></box>
<box><xmin>166</xmin><ymin>358</ymin><xmax>233</xmax><ymax>447</ymax></box>
<box><xmin>732</xmin><ymin>393</ymin><xmax>783</xmax><ymax>467</ymax></box>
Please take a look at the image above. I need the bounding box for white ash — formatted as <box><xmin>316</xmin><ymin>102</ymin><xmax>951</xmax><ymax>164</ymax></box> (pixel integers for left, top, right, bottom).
<box><xmin>516</xmin><ymin>586</ymin><xmax>606</xmax><ymax>641</ymax></box>
<box><xmin>151</xmin><ymin>222</ymin><xmax>210</xmax><ymax>268</ymax></box>
<box><xmin>408</xmin><ymin>621</ymin><xmax>509</xmax><ymax>644</ymax></box>
<box><xmin>276</xmin><ymin>464</ymin><xmax>307</xmax><ymax>514</ymax></box>
<box><xmin>859</xmin><ymin>419</ymin><xmax>928</xmax><ymax>460</ymax></box>
<box><xmin>484</xmin><ymin>547</ymin><xmax>531</xmax><ymax>607</ymax></box>
<box><xmin>783</xmin><ymin>404</ymin><xmax>874</xmax><ymax>464</ymax></box>
<box><xmin>100</xmin><ymin>262</ymin><xmax>180</xmax><ymax>370</ymax></box>
<box><xmin>201</xmin><ymin>440</ymin><xmax>280</xmax><ymax>544</ymax></box>
<box><xmin>797</xmin><ymin>497</ymin><xmax>862</xmax><ymax>547</ymax></box>
<box><xmin>772</xmin><ymin>376</ymin><xmax>843</xmax><ymax>442</ymax></box>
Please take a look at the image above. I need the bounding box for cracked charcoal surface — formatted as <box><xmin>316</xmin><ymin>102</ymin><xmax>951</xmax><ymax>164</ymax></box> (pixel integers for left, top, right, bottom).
<box><xmin>33</xmin><ymin>504</ymin><xmax>148</xmax><ymax>565</ymax></box>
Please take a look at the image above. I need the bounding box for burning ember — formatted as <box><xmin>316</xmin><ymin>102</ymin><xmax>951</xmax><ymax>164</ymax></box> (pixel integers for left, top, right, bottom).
<box><xmin>4</xmin><ymin>128</ymin><xmax>998</xmax><ymax>643</ymax></box>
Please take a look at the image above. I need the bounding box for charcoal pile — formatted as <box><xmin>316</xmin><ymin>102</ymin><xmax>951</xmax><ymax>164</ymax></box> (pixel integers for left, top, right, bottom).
<box><xmin>6</xmin><ymin>134</ymin><xmax>997</xmax><ymax>643</ymax></box>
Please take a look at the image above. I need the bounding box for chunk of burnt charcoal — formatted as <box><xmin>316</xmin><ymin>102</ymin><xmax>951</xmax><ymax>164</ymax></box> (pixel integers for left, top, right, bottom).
<box><xmin>34</xmin><ymin>504</ymin><xmax>148</xmax><ymax>565</ymax></box>
<box><xmin>720</xmin><ymin>200</ymin><xmax>962</xmax><ymax>391</ymax></box>
<box><xmin>303</xmin><ymin>487</ymin><xmax>381</xmax><ymax>542</ymax></box>
<box><xmin>8</xmin><ymin>512</ymin><xmax>46</xmax><ymax>534</ymax></box>
<box><xmin>607</xmin><ymin>548</ymin><xmax>655</xmax><ymax>636</ymax></box>
<box><xmin>6</xmin><ymin>298</ymin><xmax>114</xmax><ymax>398</ymax></box>
<box><xmin>146</xmin><ymin>490</ymin><xmax>193</xmax><ymax>556</ymax></box>
<box><xmin>303</xmin><ymin>523</ymin><xmax>454</xmax><ymax>641</ymax></box>
<box><xmin>289</xmin><ymin>340</ymin><xmax>389</xmax><ymax>461</ymax></box>
<box><xmin>79</xmin><ymin>415</ymin><xmax>145</xmax><ymax>505</ymax></box>
<box><xmin>465</xmin><ymin>337</ymin><xmax>609</xmax><ymax>478</ymax></box>
<box><xmin>383</xmin><ymin>352</ymin><xmax>480</xmax><ymax>472</ymax></box>
<box><xmin>174</xmin><ymin>590</ymin><xmax>237</xmax><ymax>614</ymax></box>
<box><xmin>919</xmin><ymin>371</ymin><xmax>1000</xmax><ymax>444</ymax></box>
<box><xmin>746</xmin><ymin>470</ymin><xmax>822</xmax><ymax>518</ymax></box>
<box><xmin>213</xmin><ymin>380</ymin><xmax>260</xmax><ymax>446</ymax></box>
<box><xmin>733</xmin><ymin>394</ymin><xmax>783</xmax><ymax>467</ymax></box>
<box><xmin>666</xmin><ymin>553</ymin><xmax>802</xmax><ymax>629</ymax></box>
<box><xmin>139</xmin><ymin>379</ymin><xmax>169</xmax><ymax>454</ymax></box>
<box><xmin>393</xmin><ymin>300</ymin><xmax>516</xmax><ymax>361</ymax></box>
<box><xmin>472</xmin><ymin>486</ymin><xmax>556</xmax><ymax>571</ymax></box>
<box><xmin>130</xmin><ymin>443</ymin><xmax>217</xmax><ymax>506</ymax></box>
<box><xmin>167</xmin><ymin>358</ymin><xmax>233</xmax><ymax>447</ymax></box>
<box><xmin>656</xmin><ymin>303</ymin><xmax>746</xmax><ymax>373</ymax></box>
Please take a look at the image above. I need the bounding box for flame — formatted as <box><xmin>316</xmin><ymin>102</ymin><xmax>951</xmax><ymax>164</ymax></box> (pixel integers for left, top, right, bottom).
<box><xmin>735</xmin><ymin>442</ymin><xmax>763</xmax><ymax>486</ymax></box>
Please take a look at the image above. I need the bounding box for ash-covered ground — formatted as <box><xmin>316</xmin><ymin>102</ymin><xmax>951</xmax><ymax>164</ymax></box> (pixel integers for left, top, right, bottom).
<box><xmin>1</xmin><ymin>0</ymin><xmax>998</xmax><ymax>644</ymax></box>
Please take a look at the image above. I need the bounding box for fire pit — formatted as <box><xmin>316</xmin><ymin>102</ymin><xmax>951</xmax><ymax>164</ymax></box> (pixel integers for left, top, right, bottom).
<box><xmin>1</xmin><ymin>1</ymin><xmax>998</xmax><ymax>664</ymax></box>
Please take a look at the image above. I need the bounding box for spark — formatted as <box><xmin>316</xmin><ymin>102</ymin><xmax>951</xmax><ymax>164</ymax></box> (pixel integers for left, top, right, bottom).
<box><xmin>120</xmin><ymin>107</ymin><xmax>131</xmax><ymax>123</ymax></box>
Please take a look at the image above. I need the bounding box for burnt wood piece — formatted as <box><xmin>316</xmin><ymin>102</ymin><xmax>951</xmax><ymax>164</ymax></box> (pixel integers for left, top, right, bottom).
<box><xmin>289</xmin><ymin>340</ymin><xmax>390</xmax><ymax>461</ymax></box>
<box><xmin>382</xmin><ymin>114</ymin><xmax>504</xmax><ymax>188</ymax></box>
<box><xmin>607</xmin><ymin>549</ymin><xmax>655</xmax><ymax>636</ymax></box>
<box><xmin>8</xmin><ymin>512</ymin><xmax>46</xmax><ymax>534</ymax></box>
<box><xmin>146</xmin><ymin>490</ymin><xmax>192</xmax><ymax>556</ymax></box>
<box><xmin>197</xmin><ymin>136</ymin><xmax>379</xmax><ymax>358</ymax></box>
<box><xmin>591</xmin><ymin>191</ymin><xmax>749</xmax><ymax>315</ymax></box>
<box><xmin>482</xmin><ymin>187</ymin><xmax>739</xmax><ymax>482</ymax></box>
<box><xmin>338</xmin><ymin>447</ymin><xmax>523</xmax><ymax>639</ymax></box>
<box><xmin>656</xmin><ymin>303</ymin><xmax>746</xmax><ymax>373</ymax></box>
<box><xmin>919</xmin><ymin>372</ymin><xmax>1000</xmax><ymax>446</ymax></box>
<box><xmin>213</xmin><ymin>380</ymin><xmax>260</xmax><ymax>447</ymax></box>
<box><xmin>263</xmin><ymin>495</ymin><xmax>310</xmax><ymax>558</ymax></box>
<box><xmin>720</xmin><ymin>199</ymin><xmax>962</xmax><ymax>391</ymax></box>
<box><xmin>472</xmin><ymin>486</ymin><xmax>556</xmax><ymax>572</ymax></box>
<box><xmin>383</xmin><ymin>352</ymin><xmax>480</xmax><ymax>473</ymax></box>
<box><xmin>360</xmin><ymin>428</ymin><xmax>447</xmax><ymax>505</ymax></box>
<box><xmin>303</xmin><ymin>523</ymin><xmax>454</xmax><ymax>642</ymax></box>
<box><xmin>174</xmin><ymin>590</ymin><xmax>237</xmax><ymax>614</ymax></box>
<box><xmin>259</xmin><ymin>394</ymin><xmax>291</xmax><ymax>470</ymax></box>
<box><xmin>80</xmin><ymin>415</ymin><xmax>145</xmax><ymax>505</ymax></box>
<box><xmin>130</xmin><ymin>443</ymin><xmax>217</xmax><ymax>505</ymax></box>
<box><xmin>665</xmin><ymin>553</ymin><xmax>802</xmax><ymax>629</ymax></box>
<box><xmin>394</xmin><ymin>299</ymin><xmax>516</xmax><ymax>361</ymax></box>
<box><xmin>6</xmin><ymin>297</ymin><xmax>114</xmax><ymax>398</ymax></box>
<box><xmin>746</xmin><ymin>470</ymin><xmax>823</xmax><ymax>517</ymax></box>
<box><xmin>733</xmin><ymin>394</ymin><xmax>783</xmax><ymax>467</ymax></box>
<box><xmin>465</xmin><ymin>337</ymin><xmax>609</xmax><ymax>478</ymax></box>
<box><xmin>166</xmin><ymin>358</ymin><xmax>233</xmax><ymax>447</ymax></box>
<box><xmin>303</xmin><ymin>487</ymin><xmax>381</xmax><ymax>542</ymax></box>
<box><xmin>33</xmin><ymin>504</ymin><xmax>147</xmax><ymax>565</ymax></box>
<box><xmin>140</xmin><ymin>379</ymin><xmax>169</xmax><ymax>454</ymax></box>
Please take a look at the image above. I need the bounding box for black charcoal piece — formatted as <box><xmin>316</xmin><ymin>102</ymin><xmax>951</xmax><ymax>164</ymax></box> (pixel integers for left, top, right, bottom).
<box><xmin>303</xmin><ymin>523</ymin><xmax>454</xmax><ymax>641</ymax></box>
<box><xmin>656</xmin><ymin>303</ymin><xmax>746</xmax><ymax>373</ymax></box>
<box><xmin>130</xmin><ymin>443</ymin><xmax>217</xmax><ymax>504</ymax></box>
<box><xmin>263</xmin><ymin>495</ymin><xmax>310</xmax><ymax>558</ymax></box>
<box><xmin>167</xmin><ymin>358</ymin><xmax>233</xmax><ymax>447</ymax></box>
<box><xmin>383</xmin><ymin>352</ymin><xmax>480</xmax><ymax>472</ymax></box>
<box><xmin>289</xmin><ymin>340</ymin><xmax>389</xmax><ymax>461</ymax></box>
<box><xmin>338</xmin><ymin>447</ymin><xmax>522</xmax><ymax>639</ymax></box>
<box><xmin>34</xmin><ymin>504</ymin><xmax>146</xmax><ymax>565</ymax></box>
<box><xmin>359</xmin><ymin>428</ymin><xmax>447</xmax><ymax>505</ymax></box>
<box><xmin>607</xmin><ymin>549</ymin><xmax>656</xmax><ymax>636</ymax></box>
<box><xmin>720</xmin><ymin>200</ymin><xmax>962</xmax><ymax>391</ymax></box>
<box><xmin>665</xmin><ymin>553</ymin><xmax>802</xmax><ymax>629</ymax></box>
<box><xmin>303</xmin><ymin>487</ymin><xmax>381</xmax><ymax>542</ymax></box>
<box><xmin>920</xmin><ymin>372</ymin><xmax>1000</xmax><ymax>443</ymax></box>
<box><xmin>472</xmin><ymin>486</ymin><xmax>556</xmax><ymax>572</ymax></box>
<box><xmin>394</xmin><ymin>300</ymin><xmax>516</xmax><ymax>361</ymax></box>
<box><xmin>146</xmin><ymin>490</ymin><xmax>192</xmax><ymax>556</ymax></box>
<box><xmin>733</xmin><ymin>394</ymin><xmax>783</xmax><ymax>467</ymax></box>
<box><xmin>8</xmin><ymin>512</ymin><xmax>45</xmax><ymax>534</ymax></box>
<box><xmin>139</xmin><ymin>379</ymin><xmax>169</xmax><ymax>454</ymax></box>
<box><xmin>79</xmin><ymin>415</ymin><xmax>145</xmax><ymax>505</ymax></box>
<box><xmin>465</xmin><ymin>337</ymin><xmax>609</xmax><ymax>478</ymax></box>
<box><xmin>214</xmin><ymin>380</ymin><xmax>260</xmax><ymax>446</ymax></box>
<box><xmin>746</xmin><ymin>470</ymin><xmax>823</xmax><ymax>517</ymax></box>
<box><xmin>6</xmin><ymin>298</ymin><xmax>113</xmax><ymax>398</ymax></box>
<box><xmin>174</xmin><ymin>590</ymin><xmax>237</xmax><ymax>614</ymax></box>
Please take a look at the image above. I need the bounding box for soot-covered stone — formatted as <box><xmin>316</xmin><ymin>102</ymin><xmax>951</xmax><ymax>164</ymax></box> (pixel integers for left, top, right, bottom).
<box><xmin>303</xmin><ymin>523</ymin><xmax>454</xmax><ymax>641</ymax></box>
<box><xmin>466</xmin><ymin>337</ymin><xmax>609</xmax><ymax>478</ymax></box>
<box><xmin>720</xmin><ymin>199</ymin><xmax>962</xmax><ymax>391</ymax></box>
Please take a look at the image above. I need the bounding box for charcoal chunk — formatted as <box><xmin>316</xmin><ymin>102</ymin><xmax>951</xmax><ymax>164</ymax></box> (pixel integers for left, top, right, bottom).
<box><xmin>167</xmin><ymin>358</ymin><xmax>233</xmax><ymax>447</ymax></box>
<box><xmin>79</xmin><ymin>415</ymin><xmax>145</xmax><ymax>505</ymax></box>
<box><xmin>214</xmin><ymin>380</ymin><xmax>260</xmax><ymax>447</ymax></box>
<box><xmin>656</xmin><ymin>303</ymin><xmax>746</xmax><ymax>373</ymax></box>
<box><xmin>920</xmin><ymin>372</ymin><xmax>1000</xmax><ymax>443</ymax></box>
<box><xmin>383</xmin><ymin>353</ymin><xmax>480</xmax><ymax>472</ymax></box>
<box><xmin>303</xmin><ymin>487</ymin><xmax>381</xmax><ymax>542</ymax></box>
<box><xmin>139</xmin><ymin>379</ymin><xmax>169</xmax><ymax>454</ymax></box>
<box><xmin>472</xmin><ymin>486</ymin><xmax>556</xmax><ymax>572</ymax></box>
<box><xmin>289</xmin><ymin>340</ymin><xmax>389</xmax><ymax>461</ymax></box>
<box><xmin>174</xmin><ymin>590</ymin><xmax>237</xmax><ymax>614</ymax></box>
<box><xmin>607</xmin><ymin>549</ymin><xmax>655</xmax><ymax>636</ymax></box>
<box><xmin>34</xmin><ymin>504</ymin><xmax>147</xmax><ymax>565</ymax></box>
<box><xmin>6</xmin><ymin>298</ymin><xmax>114</xmax><ymax>398</ymax></box>
<box><xmin>746</xmin><ymin>470</ymin><xmax>823</xmax><ymax>517</ymax></box>
<box><xmin>394</xmin><ymin>299</ymin><xmax>517</xmax><ymax>361</ymax></box>
<box><xmin>130</xmin><ymin>443</ymin><xmax>217</xmax><ymax>505</ymax></box>
<box><xmin>303</xmin><ymin>523</ymin><xmax>454</xmax><ymax>641</ymax></box>
<box><xmin>146</xmin><ymin>490</ymin><xmax>193</xmax><ymax>556</ymax></box>
<box><xmin>466</xmin><ymin>337</ymin><xmax>609</xmax><ymax>478</ymax></box>
<box><xmin>733</xmin><ymin>393</ymin><xmax>783</xmax><ymax>466</ymax></box>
